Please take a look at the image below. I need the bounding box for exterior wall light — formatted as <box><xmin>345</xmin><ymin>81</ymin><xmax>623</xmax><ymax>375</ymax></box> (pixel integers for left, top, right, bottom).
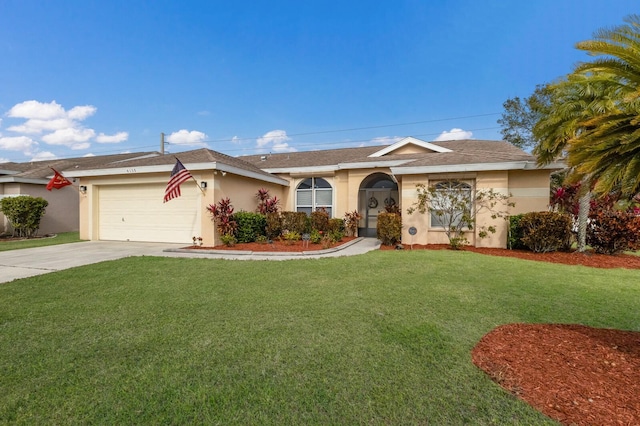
<box><xmin>200</xmin><ymin>181</ymin><xmax>207</xmax><ymax>189</ymax></box>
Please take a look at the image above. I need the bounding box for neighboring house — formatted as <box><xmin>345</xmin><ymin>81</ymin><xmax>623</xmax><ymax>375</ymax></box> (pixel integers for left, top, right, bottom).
<box><xmin>0</xmin><ymin>153</ymin><xmax>156</xmax><ymax>236</ymax></box>
<box><xmin>64</xmin><ymin>137</ymin><xmax>562</xmax><ymax>248</ymax></box>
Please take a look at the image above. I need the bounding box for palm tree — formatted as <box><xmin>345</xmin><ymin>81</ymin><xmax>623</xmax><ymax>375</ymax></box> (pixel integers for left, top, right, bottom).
<box><xmin>533</xmin><ymin>15</ymin><xmax>640</xmax><ymax>250</ymax></box>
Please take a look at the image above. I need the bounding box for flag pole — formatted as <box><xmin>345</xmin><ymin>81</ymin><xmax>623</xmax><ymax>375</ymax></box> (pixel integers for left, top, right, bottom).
<box><xmin>175</xmin><ymin>157</ymin><xmax>206</xmax><ymax>196</ymax></box>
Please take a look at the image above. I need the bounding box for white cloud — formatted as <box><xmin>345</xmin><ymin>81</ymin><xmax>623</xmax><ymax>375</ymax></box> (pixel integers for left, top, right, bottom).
<box><xmin>166</xmin><ymin>129</ymin><xmax>208</xmax><ymax>145</ymax></box>
<box><xmin>434</xmin><ymin>128</ymin><xmax>473</xmax><ymax>141</ymax></box>
<box><xmin>42</xmin><ymin>128</ymin><xmax>95</xmax><ymax>149</ymax></box>
<box><xmin>3</xmin><ymin>100</ymin><xmax>128</xmax><ymax>155</ymax></box>
<box><xmin>8</xmin><ymin>118</ymin><xmax>75</xmax><ymax>134</ymax></box>
<box><xmin>30</xmin><ymin>151</ymin><xmax>57</xmax><ymax>162</ymax></box>
<box><xmin>8</xmin><ymin>100</ymin><xmax>67</xmax><ymax>120</ymax></box>
<box><xmin>83</xmin><ymin>153</ymin><xmax>95</xmax><ymax>157</ymax></box>
<box><xmin>256</xmin><ymin>129</ymin><xmax>296</xmax><ymax>152</ymax></box>
<box><xmin>67</xmin><ymin>105</ymin><xmax>97</xmax><ymax>120</ymax></box>
<box><xmin>0</xmin><ymin>158</ymin><xmax>9</xmax><ymax>163</ymax></box>
<box><xmin>96</xmin><ymin>131</ymin><xmax>128</xmax><ymax>143</ymax></box>
<box><xmin>231</xmin><ymin>136</ymin><xmax>241</xmax><ymax>144</ymax></box>
<box><xmin>197</xmin><ymin>110</ymin><xmax>211</xmax><ymax>116</ymax></box>
<box><xmin>0</xmin><ymin>135</ymin><xmax>37</xmax><ymax>152</ymax></box>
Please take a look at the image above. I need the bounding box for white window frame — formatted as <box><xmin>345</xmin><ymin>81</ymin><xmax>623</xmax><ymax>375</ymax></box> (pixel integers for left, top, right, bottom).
<box><xmin>296</xmin><ymin>177</ymin><xmax>333</xmax><ymax>217</ymax></box>
<box><xmin>429</xmin><ymin>180</ymin><xmax>473</xmax><ymax>229</ymax></box>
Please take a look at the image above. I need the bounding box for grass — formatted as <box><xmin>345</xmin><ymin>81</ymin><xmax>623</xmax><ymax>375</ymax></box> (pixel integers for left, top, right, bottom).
<box><xmin>1</xmin><ymin>250</ymin><xmax>639</xmax><ymax>424</ymax></box>
<box><xmin>0</xmin><ymin>232</ymin><xmax>81</xmax><ymax>251</ymax></box>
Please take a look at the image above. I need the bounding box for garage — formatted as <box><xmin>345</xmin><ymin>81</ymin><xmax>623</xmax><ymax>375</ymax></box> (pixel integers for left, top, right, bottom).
<box><xmin>98</xmin><ymin>183</ymin><xmax>201</xmax><ymax>243</ymax></box>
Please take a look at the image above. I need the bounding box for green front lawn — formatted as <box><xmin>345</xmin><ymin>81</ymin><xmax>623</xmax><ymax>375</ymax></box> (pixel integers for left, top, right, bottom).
<box><xmin>0</xmin><ymin>232</ymin><xmax>81</xmax><ymax>251</ymax></box>
<box><xmin>1</xmin><ymin>250</ymin><xmax>638</xmax><ymax>424</ymax></box>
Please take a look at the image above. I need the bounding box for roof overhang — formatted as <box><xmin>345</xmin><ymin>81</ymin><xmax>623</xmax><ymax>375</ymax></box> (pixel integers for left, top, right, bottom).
<box><xmin>391</xmin><ymin>161</ymin><xmax>565</xmax><ymax>175</ymax></box>
<box><xmin>261</xmin><ymin>159</ymin><xmax>413</xmax><ymax>174</ymax></box>
<box><xmin>0</xmin><ymin>177</ymin><xmax>49</xmax><ymax>185</ymax></box>
<box><xmin>368</xmin><ymin>136</ymin><xmax>452</xmax><ymax>157</ymax></box>
<box><xmin>64</xmin><ymin>162</ymin><xmax>289</xmax><ymax>186</ymax></box>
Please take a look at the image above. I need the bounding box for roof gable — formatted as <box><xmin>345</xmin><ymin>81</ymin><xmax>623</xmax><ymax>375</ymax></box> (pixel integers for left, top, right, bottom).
<box><xmin>368</xmin><ymin>137</ymin><xmax>452</xmax><ymax>157</ymax></box>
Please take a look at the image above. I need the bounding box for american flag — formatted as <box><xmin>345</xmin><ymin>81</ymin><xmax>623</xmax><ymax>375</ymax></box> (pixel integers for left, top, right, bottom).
<box><xmin>164</xmin><ymin>159</ymin><xmax>193</xmax><ymax>203</ymax></box>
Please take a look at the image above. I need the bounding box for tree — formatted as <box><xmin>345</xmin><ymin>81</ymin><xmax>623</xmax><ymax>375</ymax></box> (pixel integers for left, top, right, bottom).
<box><xmin>406</xmin><ymin>180</ymin><xmax>513</xmax><ymax>249</ymax></box>
<box><xmin>497</xmin><ymin>84</ymin><xmax>552</xmax><ymax>151</ymax></box>
<box><xmin>0</xmin><ymin>196</ymin><xmax>48</xmax><ymax>238</ymax></box>
<box><xmin>531</xmin><ymin>15</ymin><xmax>640</xmax><ymax>250</ymax></box>
<box><xmin>535</xmin><ymin>15</ymin><xmax>640</xmax><ymax>199</ymax></box>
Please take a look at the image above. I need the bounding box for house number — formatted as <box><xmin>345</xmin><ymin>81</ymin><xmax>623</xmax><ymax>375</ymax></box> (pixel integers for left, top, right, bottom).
<box><xmin>126</xmin><ymin>168</ymin><xmax>137</xmax><ymax>173</ymax></box>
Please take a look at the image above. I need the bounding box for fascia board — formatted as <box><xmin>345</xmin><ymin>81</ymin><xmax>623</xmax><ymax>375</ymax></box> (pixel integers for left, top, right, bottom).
<box><xmin>391</xmin><ymin>161</ymin><xmax>539</xmax><ymax>175</ymax></box>
<box><xmin>0</xmin><ymin>177</ymin><xmax>49</xmax><ymax>184</ymax></box>
<box><xmin>261</xmin><ymin>160</ymin><xmax>412</xmax><ymax>174</ymax></box>
<box><xmin>259</xmin><ymin>165</ymin><xmax>338</xmax><ymax>174</ymax></box>
<box><xmin>64</xmin><ymin>162</ymin><xmax>289</xmax><ymax>186</ymax></box>
<box><xmin>338</xmin><ymin>160</ymin><xmax>415</xmax><ymax>169</ymax></box>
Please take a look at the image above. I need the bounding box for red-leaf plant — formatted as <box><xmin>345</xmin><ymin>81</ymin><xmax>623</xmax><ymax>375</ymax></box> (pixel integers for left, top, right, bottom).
<box><xmin>207</xmin><ymin>197</ymin><xmax>237</xmax><ymax>236</ymax></box>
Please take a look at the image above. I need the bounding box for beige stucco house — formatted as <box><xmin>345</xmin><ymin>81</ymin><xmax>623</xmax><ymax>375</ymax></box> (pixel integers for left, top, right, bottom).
<box><xmin>63</xmin><ymin>137</ymin><xmax>560</xmax><ymax>248</ymax></box>
<box><xmin>0</xmin><ymin>153</ymin><xmax>156</xmax><ymax>236</ymax></box>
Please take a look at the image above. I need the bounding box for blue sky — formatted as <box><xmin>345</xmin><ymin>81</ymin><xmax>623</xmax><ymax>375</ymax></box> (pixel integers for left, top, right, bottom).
<box><xmin>0</xmin><ymin>1</ymin><xmax>637</xmax><ymax>163</ymax></box>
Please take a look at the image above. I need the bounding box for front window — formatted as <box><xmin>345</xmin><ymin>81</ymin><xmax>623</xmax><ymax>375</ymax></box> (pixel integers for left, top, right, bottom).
<box><xmin>296</xmin><ymin>178</ymin><xmax>333</xmax><ymax>216</ymax></box>
<box><xmin>430</xmin><ymin>180</ymin><xmax>473</xmax><ymax>229</ymax></box>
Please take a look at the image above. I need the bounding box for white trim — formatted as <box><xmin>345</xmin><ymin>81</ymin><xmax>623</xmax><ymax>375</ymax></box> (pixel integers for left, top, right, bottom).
<box><xmin>368</xmin><ymin>136</ymin><xmax>452</xmax><ymax>157</ymax></box>
<box><xmin>0</xmin><ymin>177</ymin><xmax>49</xmax><ymax>185</ymax></box>
<box><xmin>64</xmin><ymin>162</ymin><xmax>289</xmax><ymax>186</ymax></box>
<box><xmin>262</xmin><ymin>160</ymin><xmax>412</xmax><ymax>175</ymax></box>
<box><xmin>391</xmin><ymin>161</ymin><xmax>564</xmax><ymax>175</ymax></box>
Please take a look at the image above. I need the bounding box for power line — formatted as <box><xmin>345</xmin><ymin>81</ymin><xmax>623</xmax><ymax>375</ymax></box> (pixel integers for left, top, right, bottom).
<box><xmin>2</xmin><ymin>113</ymin><xmax>502</xmax><ymax>162</ymax></box>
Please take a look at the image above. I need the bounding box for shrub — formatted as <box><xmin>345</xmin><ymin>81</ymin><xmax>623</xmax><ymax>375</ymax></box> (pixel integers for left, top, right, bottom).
<box><xmin>344</xmin><ymin>210</ymin><xmax>362</xmax><ymax>237</ymax></box>
<box><xmin>508</xmin><ymin>214</ymin><xmax>526</xmax><ymax>250</ymax></box>
<box><xmin>282</xmin><ymin>230</ymin><xmax>301</xmax><ymax>245</ymax></box>
<box><xmin>206</xmin><ymin>198</ymin><xmax>237</xmax><ymax>237</ymax></box>
<box><xmin>281</xmin><ymin>211</ymin><xmax>308</xmax><ymax>234</ymax></box>
<box><xmin>377</xmin><ymin>212</ymin><xmax>402</xmax><ymax>246</ymax></box>
<box><xmin>586</xmin><ymin>209</ymin><xmax>640</xmax><ymax>254</ymax></box>
<box><xmin>309</xmin><ymin>229</ymin><xmax>323</xmax><ymax>244</ymax></box>
<box><xmin>310</xmin><ymin>210</ymin><xmax>330</xmax><ymax>232</ymax></box>
<box><xmin>519</xmin><ymin>211</ymin><xmax>573</xmax><ymax>253</ymax></box>
<box><xmin>327</xmin><ymin>218</ymin><xmax>344</xmax><ymax>234</ymax></box>
<box><xmin>220</xmin><ymin>234</ymin><xmax>237</xmax><ymax>247</ymax></box>
<box><xmin>233</xmin><ymin>211</ymin><xmax>266</xmax><ymax>243</ymax></box>
<box><xmin>0</xmin><ymin>195</ymin><xmax>48</xmax><ymax>238</ymax></box>
<box><xmin>255</xmin><ymin>188</ymin><xmax>280</xmax><ymax>214</ymax></box>
<box><xmin>265</xmin><ymin>213</ymin><xmax>282</xmax><ymax>239</ymax></box>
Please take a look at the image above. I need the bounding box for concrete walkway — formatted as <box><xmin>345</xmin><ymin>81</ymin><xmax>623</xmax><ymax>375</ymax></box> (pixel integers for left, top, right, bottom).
<box><xmin>0</xmin><ymin>238</ymin><xmax>381</xmax><ymax>284</ymax></box>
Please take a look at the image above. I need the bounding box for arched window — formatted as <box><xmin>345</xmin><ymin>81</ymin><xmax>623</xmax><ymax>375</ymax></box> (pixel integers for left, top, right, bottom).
<box><xmin>296</xmin><ymin>178</ymin><xmax>333</xmax><ymax>216</ymax></box>
<box><xmin>430</xmin><ymin>180</ymin><xmax>472</xmax><ymax>228</ymax></box>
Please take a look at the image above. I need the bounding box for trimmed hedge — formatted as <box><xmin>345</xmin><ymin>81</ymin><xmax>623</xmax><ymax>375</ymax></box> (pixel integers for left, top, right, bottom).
<box><xmin>0</xmin><ymin>195</ymin><xmax>48</xmax><ymax>238</ymax></box>
<box><xmin>233</xmin><ymin>211</ymin><xmax>267</xmax><ymax>243</ymax></box>
<box><xmin>377</xmin><ymin>212</ymin><xmax>401</xmax><ymax>246</ymax></box>
<box><xmin>519</xmin><ymin>211</ymin><xmax>572</xmax><ymax>253</ymax></box>
<box><xmin>508</xmin><ymin>214</ymin><xmax>526</xmax><ymax>250</ymax></box>
<box><xmin>587</xmin><ymin>209</ymin><xmax>640</xmax><ymax>254</ymax></box>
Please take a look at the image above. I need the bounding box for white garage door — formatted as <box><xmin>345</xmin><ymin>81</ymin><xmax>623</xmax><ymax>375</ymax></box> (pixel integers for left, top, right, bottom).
<box><xmin>98</xmin><ymin>183</ymin><xmax>200</xmax><ymax>243</ymax></box>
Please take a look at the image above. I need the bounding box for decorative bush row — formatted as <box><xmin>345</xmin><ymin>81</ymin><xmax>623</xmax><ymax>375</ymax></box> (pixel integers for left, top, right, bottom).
<box><xmin>509</xmin><ymin>209</ymin><xmax>640</xmax><ymax>254</ymax></box>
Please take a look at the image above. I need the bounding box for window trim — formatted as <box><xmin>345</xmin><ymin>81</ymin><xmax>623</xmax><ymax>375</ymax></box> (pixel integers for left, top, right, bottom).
<box><xmin>429</xmin><ymin>180</ymin><xmax>473</xmax><ymax>230</ymax></box>
<box><xmin>295</xmin><ymin>177</ymin><xmax>333</xmax><ymax>216</ymax></box>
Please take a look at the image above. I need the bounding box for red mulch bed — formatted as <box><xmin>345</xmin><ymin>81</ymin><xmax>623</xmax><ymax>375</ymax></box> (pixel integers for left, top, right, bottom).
<box><xmin>472</xmin><ymin>324</ymin><xmax>640</xmax><ymax>426</ymax></box>
<box><xmin>384</xmin><ymin>244</ymin><xmax>640</xmax><ymax>425</ymax></box>
<box><xmin>379</xmin><ymin>243</ymin><xmax>640</xmax><ymax>270</ymax></box>
<box><xmin>187</xmin><ymin>236</ymin><xmax>357</xmax><ymax>252</ymax></box>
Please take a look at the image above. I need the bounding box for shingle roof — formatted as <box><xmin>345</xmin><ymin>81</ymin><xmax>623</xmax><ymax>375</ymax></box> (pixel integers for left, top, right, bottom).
<box><xmin>240</xmin><ymin>140</ymin><xmax>535</xmax><ymax>170</ymax></box>
<box><xmin>4</xmin><ymin>152</ymin><xmax>158</xmax><ymax>180</ymax></box>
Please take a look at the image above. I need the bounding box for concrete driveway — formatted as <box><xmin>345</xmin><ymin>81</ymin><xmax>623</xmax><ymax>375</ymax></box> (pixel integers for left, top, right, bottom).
<box><xmin>0</xmin><ymin>238</ymin><xmax>381</xmax><ymax>284</ymax></box>
<box><xmin>0</xmin><ymin>241</ymin><xmax>185</xmax><ymax>284</ymax></box>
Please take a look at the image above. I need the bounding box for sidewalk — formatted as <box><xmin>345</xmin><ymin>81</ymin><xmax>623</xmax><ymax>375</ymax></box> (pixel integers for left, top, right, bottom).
<box><xmin>0</xmin><ymin>238</ymin><xmax>381</xmax><ymax>283</ymax></box>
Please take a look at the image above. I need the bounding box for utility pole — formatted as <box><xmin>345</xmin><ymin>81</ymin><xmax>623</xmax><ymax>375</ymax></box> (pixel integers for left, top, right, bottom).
<box><xmin>160</xmin><ymin>132</ymin><xmax>165</xmax><ymax>154</ymax></box>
